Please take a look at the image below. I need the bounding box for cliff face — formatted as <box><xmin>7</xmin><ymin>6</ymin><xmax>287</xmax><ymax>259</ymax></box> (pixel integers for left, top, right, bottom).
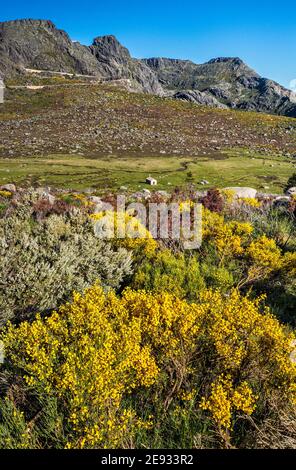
<box><xmin>0</xmin><ymin>19</ymin><xmax>163</xmax><ymax>94</ymax></box>
<box><xmin>0</xmin><ymin>19</ymin><xmax>295</xmax><ymax>117</ymax></box>
<box><xmin>89</xmin><ymin>35</ymin><xmax>163</xmax><ymax>94</ymax></box>
<box><xmin>0</xmin><ymin>19</ymin><xmax>101</xmax><ymax>75</ymax></box>
<box><xmin>143</xmin><ymin>57</ymin><xmax>296</xmax><ymax>117</ymax></box>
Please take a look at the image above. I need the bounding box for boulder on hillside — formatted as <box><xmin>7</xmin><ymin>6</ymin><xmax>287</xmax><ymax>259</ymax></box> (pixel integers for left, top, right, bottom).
<box><xmin>286</xmin><ymin>186</ymin><xmax>296</xmax><ymax>196</ymax></box>
<box><xmin>273</xmin><ymin>196</ymin><xmax>291</xmax><ymax>210</ymax></box>
<box><xmin>173</xmin><ymin>90</ymin><xmax>227</xmax><ymax>109</ymax></box>
<box><xmin>0</xmin><ymin>183</ymin><xmax>16</xmax><ymax>192</ymax></box>
<box><xmin>223</xmin><ymin>187</ymin><xmax>257</xmax><ymax>199</ymax></box>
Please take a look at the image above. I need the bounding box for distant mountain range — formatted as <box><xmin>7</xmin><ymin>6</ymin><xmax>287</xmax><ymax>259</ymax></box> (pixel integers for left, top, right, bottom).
<box><xmin>1</xmin><ymin>19</ymin><xmax>296</xmax><ymax>117</ymax></box>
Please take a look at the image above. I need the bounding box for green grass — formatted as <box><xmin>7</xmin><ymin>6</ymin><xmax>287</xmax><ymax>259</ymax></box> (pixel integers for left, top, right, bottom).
<box><xmin>0</xmin><ymin>148</ymin><xmax>293</xmax><ymax>193</ymax></box>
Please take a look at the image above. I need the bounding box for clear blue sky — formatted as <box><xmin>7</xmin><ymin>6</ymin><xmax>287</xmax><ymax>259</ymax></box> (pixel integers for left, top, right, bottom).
<box><xmin>1</xmin><ymin>0</ymin><xmax>295</xmax><ymax>90</ymax></box>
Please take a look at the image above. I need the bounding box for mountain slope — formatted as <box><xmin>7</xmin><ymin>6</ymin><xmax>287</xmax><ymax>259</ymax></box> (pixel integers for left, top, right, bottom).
<box><xmin>89</xmin><ymin>35</ymin><xmax>163</xmax><ymax>94</ymax></box>
<box><xmin>143</xmin><ymin>57</ymin><xmax>296</xmax><ymax>117</ymax></box>
<box><xmin>0</xmin><ymin>19</ymin><xmax>162</xmax><ymax>94</ymax></box>
<box><xmin>0</xmin><ymin>19</ymin><xmax>101</xmax><ymax>75</ymax></box>
<box><xmin>0</xmin><ymin>19</ymin><xmax>296</xmax><ymax>117</ymax></box>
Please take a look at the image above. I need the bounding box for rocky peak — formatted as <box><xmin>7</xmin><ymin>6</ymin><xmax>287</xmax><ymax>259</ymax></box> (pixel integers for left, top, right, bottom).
<box><xmin>144</xmin><ymin>57</ymin><xmax>194</xmax><ymax>68</ymax></box>
<box><xmin>0</xmin><ymin>19</ymin><xmax>69</xmax><ymax>40</ymax></box>
<box><xmin>1</xmin><ymin>18</ymin><xmax>55</xmax><ymax>28</ymax></box>
<box><xmin>92</xmin><ymin>34</ymin><xmax>126</xmax><ymax>49</ymax></box>
<box><xmin>90</xmin><ymin>35</ymin><xmax>131</xmax><ymax>64</ymax></box>
<box><xmin>206</xmin><ymin>57</ymin><xmax>244</xmax><ymax>65</ymax></box>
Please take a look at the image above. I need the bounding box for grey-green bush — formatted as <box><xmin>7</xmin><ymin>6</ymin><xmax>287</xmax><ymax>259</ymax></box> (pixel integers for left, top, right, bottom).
<box><xmin>0</xmin><ymin>212</ymin><xmax>132</xmax><ymax>325</ymax></box>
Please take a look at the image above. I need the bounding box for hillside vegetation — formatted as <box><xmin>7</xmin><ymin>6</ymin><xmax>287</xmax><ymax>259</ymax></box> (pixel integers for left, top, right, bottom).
<box><xmin>0</xmin><ymin>187</ymin><xmax>295</xmax><ymax>449</ymax></box>
<box><xmin>0</xmin><ymin>83</ymin><xmax>296</xmax><ymax>192</ymax></box>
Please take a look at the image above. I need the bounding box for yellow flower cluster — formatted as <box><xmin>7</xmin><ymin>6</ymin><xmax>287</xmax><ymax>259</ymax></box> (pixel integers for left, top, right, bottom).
<box><xmin>246</xmin><ymin>235</ymin><xmax>296</xmax><ymax>280</ymax></box>
<box><xmin>245</xmin><ymin>234</ymin><xmax>283</xmax><ymax>282</ymax></box>
<box><xmin>2</xmin><ymin>285</ymin><xmax>296</xmax><ymax>444</ymax></box>
<box><xmin>200</xmin><ymin>375</ymin><xmax>256</xmax><ymax>429</ymax></box>
<box><xmin>91</xmin><ymin>210</ymin><xmax>157</xmax><ymax>255</ymax></box>
<box><xmin>0</xmin><ymin>190</ymin><xmax>12</xmax><ymax>198</ymax></box>
<box><xmin>238</xmin><ymin>197</ymin><xmax>261</xmax><ymax>208</ymax></box>
<box><xmin>2</xmin><ymin>284</ymin><xmax>159</xmax><ymax>448</ymax></box>
<box><xmin>220</xmin><ymin>189</ymin><xmax>235</xmax><ymax>204</ymax></box>
<box><xmin>179</xmin><ymin>200</ymin><xmax>195</xmax><ymax>211</ymax></box>
<box><xmin>246</xmin><ymin>235</ymin><xmax>282</xmax><ymax>268</ymax></box>
<box><xmin>202</xmin><ymin>208</ymin><xmax>293</xmax><ymax>286</ymax></box>
<box><xmin>202</xmin><ymin>208</ymin><xmax>253</xmax><ymax>258</ymax></box>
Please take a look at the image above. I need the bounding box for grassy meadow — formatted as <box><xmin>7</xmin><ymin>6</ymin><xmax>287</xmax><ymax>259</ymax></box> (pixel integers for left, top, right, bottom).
<box><xmin>0</xmin><ymin>148</ymin><xmax>294</xmax><ymax>192</ymax></box>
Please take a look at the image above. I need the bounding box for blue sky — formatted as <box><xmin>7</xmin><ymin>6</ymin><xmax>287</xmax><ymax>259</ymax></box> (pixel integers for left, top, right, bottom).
<box><xmin>1</xmin><ymin>0</ymin><xmax>295</xmax><ymax>90</ymax></box>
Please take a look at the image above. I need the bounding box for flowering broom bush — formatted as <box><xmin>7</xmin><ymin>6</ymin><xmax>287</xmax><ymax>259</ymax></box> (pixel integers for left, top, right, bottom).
<box><xmin>91</xmin><ymin>210</ymin><xmax>158</xmax><ymax>257</ymax></box>
<box><xmin>1</xmin><ymin>284</ymin><xmax>159</xmax><ymax>448</ymax></box>
<box><xmin>1</xmin><ymin>285</ymin><xmax>296</xmax><ymax>448</ymax></box>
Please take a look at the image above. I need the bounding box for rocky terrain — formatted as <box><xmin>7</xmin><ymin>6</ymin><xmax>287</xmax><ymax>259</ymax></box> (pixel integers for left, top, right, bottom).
<box><xmin>1</xmin><ymin>83</ymin><xmax>296</xmax><ymax>160</ymax></box>
<box><xmin>143</xmin><ymin>57</ymin><xmax>296</xmax><ymax>117</ymax></box>
<box><xmin>0</xmin><ymin>19</ymin><xmax>162</xmax><ymax>94</ymax></box>
<box><xmin>0</xmin><ymin>19</ymin><xmax>296</xmax><ymax>117</ymax></box>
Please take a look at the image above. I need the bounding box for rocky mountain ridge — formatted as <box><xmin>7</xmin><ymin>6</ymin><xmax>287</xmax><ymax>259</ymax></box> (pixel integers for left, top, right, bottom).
<box><xmin>0</xmin><ymin>19</ymin><xmax>296</xmax><ymax>117</ymax></box>
<box><xmin>143</xmin><ymin>57</ymin><xmax>296</xmax><ymax>117</ymax></box>
<box><xmin>0</xmin><ymin>19</ymin><xmax>162</xmax><ymax>94</ymax></box>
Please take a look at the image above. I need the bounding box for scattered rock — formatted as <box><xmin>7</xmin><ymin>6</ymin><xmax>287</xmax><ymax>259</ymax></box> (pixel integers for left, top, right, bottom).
<box><xmin>286</xmin><ymin>186</ymin><xmax>296</xmax><ymax>196</ymax></box>
<box><xmin>0</xmin><ymin>183</ymin><xmax>16</xmax><ymax>192</ymax></box>
<box><xmin>155</xmin><ymin>190</ymin><xmax>169</xmax><ymax>199</ymax></box>
<box><xmin>142</xmin><ymin>188</ymin><xmax>151</xmax><ymax>196</ymax></box>
<box><xmin>173</xmin><ymin>90</ymin><xmax>227</xmax><ymax>109</ymax></box>
<box><xmin>89</xmin><ymin>195</ymin><xmax>102</xmax><ymax>205</ymax></box>
<box><xmin>46</xmin><ymin>194</ymin><xmax>56</xmax><ymax>204</ymax></box>
<box><xmin>273</xmin><ymin>196</ymin><xmax>290</xmax><ymax>208</ymax></box>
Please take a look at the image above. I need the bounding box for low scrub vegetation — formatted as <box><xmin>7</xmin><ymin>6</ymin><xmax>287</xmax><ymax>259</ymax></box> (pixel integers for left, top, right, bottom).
<box><xmin>0</xmin><ymin>187</ymin><xmax>295</xmax><ymax>448</ymax></box>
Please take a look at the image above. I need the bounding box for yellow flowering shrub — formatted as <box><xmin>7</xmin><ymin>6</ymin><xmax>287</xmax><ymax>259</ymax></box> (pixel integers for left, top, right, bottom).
<box><xmin>200</xmin><ymin>375</ymin><xmax>256</xmax><ymax>429</ymax></box>
<box><xmin>195</xmin><ymin>290</ymin><xmax>296</xmax><ymax>434</ymax></box>
<box><xmin>221</xmin><ymin>189</ymin><xmax>235</xmax><ymax>204</ymax></box>
<box><xmin>179</xmin><ymin>200</ymin><xmax>195</xmax><ymax>211</ymax></box>
<box><xmin>246</xmin><ymin>235</ymin><xmax>282</xmax><ymax>268</ymax></box>
<box><xmin>0</xmin><ymin>190</ymin><xmax>12</xmax><ymax>198</ymax></box>
<box><xmin>2</xmin><ymin>285</ymin><xmax>296</xmax><ymax>447</ymax></box>
<box><xmin>202</xmin><ymin>208</ymin><xmax>253</xmax><ymax>258</ymax></box>
<box><xmin>2</xmin><ymin>284</ymin><xmax>159</xmax><ymax>448</ymax></box>
<box><xmin>244</xmin><ymin>235</ymin><xmax>283</xmax><ymax>284</ymax></box>
<box><xmin>121</xmin><ymin>287</ymin><xmax>296</xmax><ymax>435</ymax></box>
<box><xmin>91</xmin><ymin>210</ymin><xmax>157</xmax><ymax>256</ymax></box>
<box><xmin>201</xmin><ymin>208</ymin><xmax>291</xmax><ymax>289</ymax></box>
<box><xmin>119</xmin><ymin>288</ymin><xmax>201</xmax><ymax>357</ymax></box>
<box><xmin>238</xmin><ymin>197</ymin><xmax>261</xmax><ymax>208</ymax></box>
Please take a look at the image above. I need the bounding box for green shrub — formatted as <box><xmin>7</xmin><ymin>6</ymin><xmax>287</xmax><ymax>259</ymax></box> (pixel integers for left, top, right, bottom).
<box><xmin>200</xmin><ymin>263</ymin><xmax>235</xmax><ymax>291</ymax></box>
<box><xmin>0</xmin><ymin>212</ymin><xmax>132</xmax><ymax>325</ymax></box>
<box><xmin>285</xmin><ymin>173</ymin><xmax>296</xmax><ymax>192</ymax></box>
<box><xmin>0</xmin><ymin>395</ymin><xmax>65</xmax><ymax>449</ymax></box>
<box><xmin>131</xmin><ymin>249</ymin><xmax>205</xmax><ymax>300</ymax></box>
